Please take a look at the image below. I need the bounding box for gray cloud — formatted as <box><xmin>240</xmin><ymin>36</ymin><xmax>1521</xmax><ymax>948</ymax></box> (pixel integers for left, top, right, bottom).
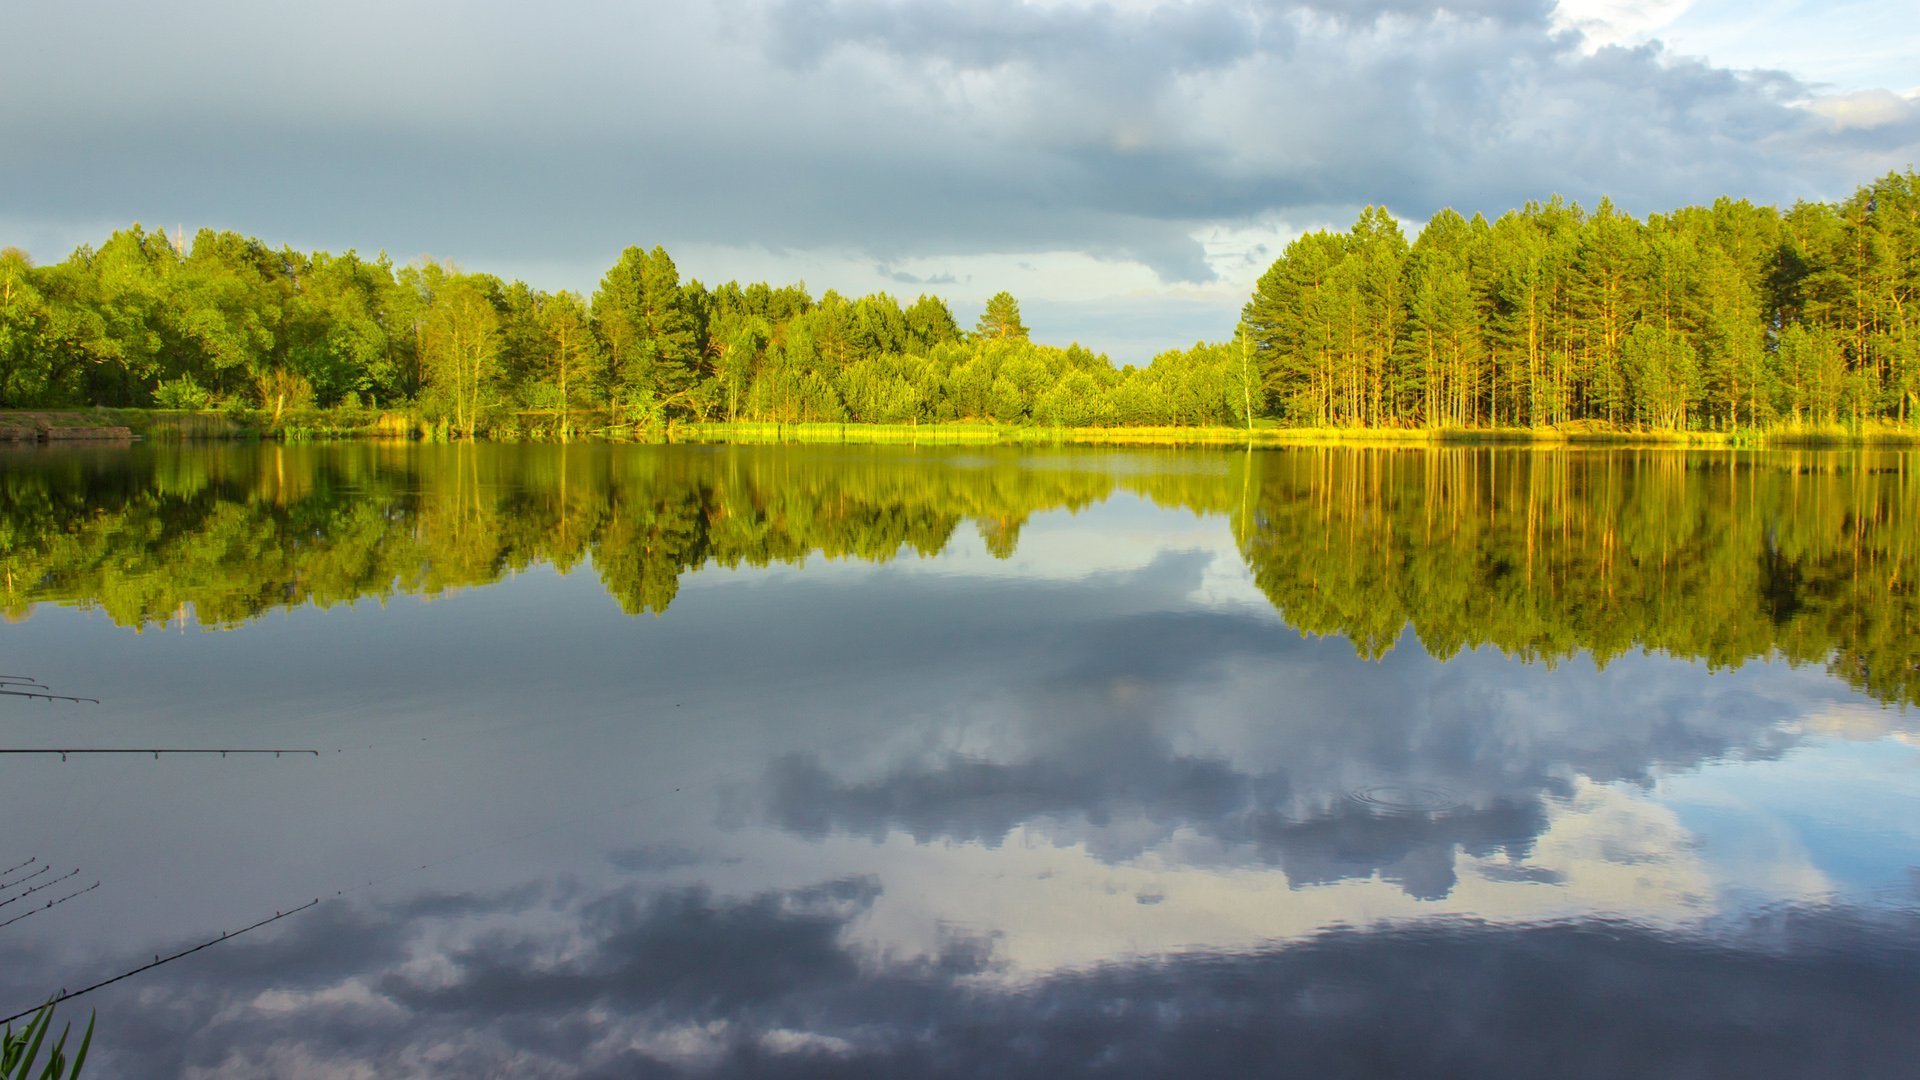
<box><xmin>765</xmin><ymin>0</ymin><xmax>1270</xmax><ymax>73</ymax></box>
<box><xmin>20</xmin><ymin>879</ymin><xmax>1920</xmax><ymax>1076</ymax></box>
<box><xmin>4</xmin><ymin>0</ymin><xmax>1911</xmax><ymax>317</ymax></box>
<box><xmin>877</xmin><ymin>264</ymin><xmax>960</xmax><ymax>286</ymax></box>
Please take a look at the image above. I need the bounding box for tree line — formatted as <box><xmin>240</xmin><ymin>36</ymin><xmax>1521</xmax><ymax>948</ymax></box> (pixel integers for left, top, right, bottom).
<box><xmin>1244</xmin><ymin>171</ymin><xmax>1920</xmax><ymax>430</ymax></box>
<box><xmin>0</xmin><ymin>170</ymin><xmax>1913</xmax><ymax>432</ymax></box>
<box><xmin>0</xmin><ymin>234</ymin><xmax>1246</xmax><ymax>432</ymax></box>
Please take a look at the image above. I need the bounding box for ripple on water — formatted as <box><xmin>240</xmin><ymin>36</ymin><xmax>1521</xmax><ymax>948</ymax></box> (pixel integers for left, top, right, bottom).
<box><xmin>1346</xmin><ymin>784</ymin><xmax>1461</xmax><ymax>816</ymax></box>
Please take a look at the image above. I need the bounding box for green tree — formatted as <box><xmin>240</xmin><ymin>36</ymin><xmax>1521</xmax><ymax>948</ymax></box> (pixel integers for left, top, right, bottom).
<box><xmin>1347</xmin><ymin>206</ymin><xmax>1409</xmax><ymax>425</ymax></box>
<box><xmin>533</xmin><ymin>290</ymin><xmax>601</xmax><ymax>431</ymax></box>
<box><xmin>1620</xmin><ymin>323</ymin><xmax>1699</xmax><ymax>429</ymax></box>
<box><xmin>1485</xmin><ymin>207</ymin><xmax>1555</xmax><ymax>426</ymax></box>
<box><xmin>0</xmin><ymin>248</ymin><xmax>59</xmax><ymax>405</ymax></box>
<box><xmin>1568</xmin><ymin>199</ymin><xmax>1647</xmax><ymax>422</ymax></box>
<box><xmin>284</xmin><ymin>250</ymin><xmax>406</xmax><ymax>407</ymax></box>
<box><xmin>905</xmin><ymin>294</ymin><xmax>961</xmax><ymax>351</ymax></box>
<box><xmin>1243</xmin><ymin>230</ymin><xmax>1348</xmax><ymax>424</ymax></box>
<box><xmin>420</xmin><ymin>272</ymin><xmax>503</xmax><ymax>438</ymax></box>
<box><xmin>596</xmin><ymin>246</ymin><xmax>701</xmax><ymax>421</ymax></box>
<box><xmin>975</xmin><ymin>291</ymin><xmax>1029</xmax><ymax>341</ymax></box>
<box><xmin>717</xmin><ymin>316</ymin><xmax>768</xmax><ymax>422</ymax></box>
<box><xmin>173</xmin><ymin>229</ymin><xmax>285</xmax><ymax>404</ymax></box>
<box><xmin>1402</xmin><ymin>209</ymin><xmax>1487</xmax><ymax>427</ymax></box>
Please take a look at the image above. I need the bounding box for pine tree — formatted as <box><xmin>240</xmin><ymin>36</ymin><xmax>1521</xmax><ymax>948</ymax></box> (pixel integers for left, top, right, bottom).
<box><xmin>975</xmin><ymin>291</ymin><xmax>1029</xmax><ymax>341</ymax></box>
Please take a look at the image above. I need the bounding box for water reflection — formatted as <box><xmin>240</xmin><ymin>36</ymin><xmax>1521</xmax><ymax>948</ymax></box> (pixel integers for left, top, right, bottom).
<box><xmin>1235</xmin><ymin>449</ymin><xmax>1920</xmax><ymax>702</ymax></box>
<box><xmin>742</xmin><ymin>620</ymin><xmax>1819</xmax><ymax>904</ymax></box>
<box><xmin>1</xmin><ymin>442</ymin><xmax>1917</xmax><ymax>1075</ymax></box>
<box><xmin>0</xmin><ymin>442</ymin><xmax>1164</xmax><ymax>623</ymax></box>
<box><xmin>34</xmin><ymin>876</ymin><xmax>1911</xmax><ymax>1078</ymax></box>
<box><xmin>4</xmin><ymin>443</ymin><xmax>1914</xmax><ymax>704</ymax></box>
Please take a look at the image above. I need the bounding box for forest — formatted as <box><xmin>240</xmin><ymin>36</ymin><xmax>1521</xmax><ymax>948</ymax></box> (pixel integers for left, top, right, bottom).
<box><xmin>2</xmin><ymin>444</ymin><xmax>1913</xmax><ymax>706</ymax></box>
<box><xmin>0</xmin><ymin>171</ymin><xmax>1914</xmax><ymax>434</ymax></box>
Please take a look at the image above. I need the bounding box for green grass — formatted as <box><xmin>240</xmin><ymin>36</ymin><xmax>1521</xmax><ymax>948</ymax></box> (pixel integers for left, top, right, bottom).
<box><xmin>674</xmin><ymin>420</ymin><xmax>1918</xmax><ymax>448</ymax></box>
<box><xmin>7</xmin><ymin>408</ymin><xmax>1918</xmax><ymax>447</ymax></box>
<box><xmin>674</xmin><ymin>422</ymin><xmax>1279</xmax><ymax>446</ymax></box>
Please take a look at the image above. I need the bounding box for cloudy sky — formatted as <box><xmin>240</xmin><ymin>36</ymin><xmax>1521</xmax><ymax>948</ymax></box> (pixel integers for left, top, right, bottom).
<box><xmin>3</xmin><ymin>0</ymin><xmax>1916</xmax><ymax>362</ymax></box>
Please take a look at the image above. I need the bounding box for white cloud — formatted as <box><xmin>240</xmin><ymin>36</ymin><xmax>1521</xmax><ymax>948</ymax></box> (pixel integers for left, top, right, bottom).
<box><xmin>1552</xmin><ymin>0</ymin><xmax>1696</xmax><ymax>49</ymax></box>
<box><xmin>1804</xmin><ymin>88</ymin><xmax>1920</xmax><ymax>131</ymax></box>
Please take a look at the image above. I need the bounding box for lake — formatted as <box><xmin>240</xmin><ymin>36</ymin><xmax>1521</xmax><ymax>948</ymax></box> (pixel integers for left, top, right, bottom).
<box><xmin>2</xmin><ymin>441</ymin><xmax>1917</xmax><ymax>1076</ymax></box>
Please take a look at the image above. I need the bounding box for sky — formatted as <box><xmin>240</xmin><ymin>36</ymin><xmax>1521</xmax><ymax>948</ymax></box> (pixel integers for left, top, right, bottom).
<box><xmin>2</xmin><ymin>0</ymin><xmax>1916</xmax><ymax>364</ymax></box>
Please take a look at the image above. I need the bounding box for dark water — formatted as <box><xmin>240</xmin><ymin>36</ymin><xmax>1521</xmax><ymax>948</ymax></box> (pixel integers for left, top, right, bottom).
<box><xmin>2</xmin><ymin>442</ymin><xmax>1917</xmax><ymax>1077</ymax></box>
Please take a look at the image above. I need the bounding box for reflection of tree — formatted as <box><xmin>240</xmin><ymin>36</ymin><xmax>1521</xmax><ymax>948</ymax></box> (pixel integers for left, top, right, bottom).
<box><xmin>1235</xmin><ymin>448</ymin><xmax>1920</xmax><ymax>705</ymax></box>
<box><xmin>5</xmin><ymin>445</ymin><xmax>1916</xmax><ymax>705</ymax></box>
<box><xmin>0</xmin><ymin>444</ymin><xmax>1171</xmax><ymax>622</ymax></box>
<box><xmin>975</xmin><ymin>515</ymin><xmax>1024</xmax><ymax>559</ymax></box>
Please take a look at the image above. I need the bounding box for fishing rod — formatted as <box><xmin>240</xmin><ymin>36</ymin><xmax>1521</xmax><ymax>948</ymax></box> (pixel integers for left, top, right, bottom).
<box><xmin>4</xmin><ymin>678</ymin><xmax>320</xmax><ymax>754</ymax></box>
<box><xmin>0</xmin><ymin>881</ymin><xmax>100</xmax><ymax>931</ymax></box>
<box><xmin>0</xmin><ymin>690</ymin><xmax>97</xmax><ymax>704</ymax></box>
<box><xmin>0</xmin><ymin>676</ymin><xmax>97</xmax><ymax>704</ymax></box>
<box><xmin>0</xmin><ymin>869</ymin><xmax>80</xmax><ymax>911</ymax></box>
<box><xmin>1</xmin><ymin>749</ymin><xmax>320</xmax><ymax>761</ymax></box>
<box><xmin>0</xmin><ymin>863</ymin><xmax>51</xmax><ymax>893</ymax></box>
<box><xmin>0</xmin><ymin>898</ymin><xmax>321</xmax><ymax>1026</ymax></box>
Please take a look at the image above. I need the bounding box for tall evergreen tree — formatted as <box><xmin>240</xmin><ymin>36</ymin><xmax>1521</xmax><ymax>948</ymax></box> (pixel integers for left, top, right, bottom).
<box><xmin>975</xmin><ymin>291</ymin><xmax>1029</xmax><ymax>341</ymax></box>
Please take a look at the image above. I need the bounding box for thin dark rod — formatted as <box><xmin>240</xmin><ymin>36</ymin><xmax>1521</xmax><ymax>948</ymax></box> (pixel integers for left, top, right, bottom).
<box><xmin>0</xmin><ymin>869</ymin><xmax>79</xmax><ymax>910</ymax></box>
<box><xmin>0</xmin><ymin>899</ymin><xmax>321</xmax><ymax>1026</ymax></box>
<box><xmin>0</xmin><ymin>691</ymin><xmax>98</xmax><ymax>704</ymax></box>
<box><xmin>0</xmin><ymin>856</ymin><xmax>36</xmax><ymax>879</ymax></box>
<box><xmin>0</xmin><ymin>882</ymin><xmax>99</xmax><ymax>931</ymax></box>
<box><xmin>0</xmin><ymin>749</ymin><xmax>319</xmax><ymax>759</ymax></box>
<box><xmin>0</xmin><ymin>864</ymin><xmax>51</xmax><ymax>893</ymax></box>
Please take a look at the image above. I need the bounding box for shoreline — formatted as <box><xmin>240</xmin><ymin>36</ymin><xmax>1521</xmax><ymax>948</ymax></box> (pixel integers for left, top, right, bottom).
<box><xmin>5</xmin><ymin>409</ymin><xmax>1917</xmax><ymax>449</ymax></box>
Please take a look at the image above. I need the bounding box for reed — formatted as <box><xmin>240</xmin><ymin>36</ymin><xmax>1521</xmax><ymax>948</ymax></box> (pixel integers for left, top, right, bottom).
<box><xmin>1</xmin><ymin>1003</ymin><xmax>92</xmax><ymax>1079</ymax></box>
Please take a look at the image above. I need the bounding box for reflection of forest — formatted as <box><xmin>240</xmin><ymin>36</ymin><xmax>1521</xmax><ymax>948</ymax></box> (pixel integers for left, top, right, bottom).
<box><xmin>0</xmin><ymin>443</ymin><xmax>1229</xmax><ymax>627</ymax></box>
<box><xmin>1235</xmin><ymin>447</ymin><xmax>1919</xmax><ymax>705</ymax></box>
<box><xmin>3</xmin><ymin>444</ymin><xmax>1914</xmax><ymax>705</ymax></box>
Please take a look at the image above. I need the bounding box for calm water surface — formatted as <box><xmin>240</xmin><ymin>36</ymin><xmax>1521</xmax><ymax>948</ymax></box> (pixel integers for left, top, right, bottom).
<box><xmin>1</xmin><ymin>442</ymin><xmax>1917</xmax><ymax>1076</ymax></box>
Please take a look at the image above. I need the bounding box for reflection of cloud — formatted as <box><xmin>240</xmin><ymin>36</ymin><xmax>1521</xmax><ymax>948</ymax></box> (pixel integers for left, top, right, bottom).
<box><xmin>1513</xmin><ymin>777</ymin><xmax>1719</xmax><ymax>914</ymax></box>
<box><xmin>1244</xmin><ymin>797</ymin><xmax>1550</xmax><ymax>900</ymax></box>
<box><xmin>47</xmin><ymin>880</ymin><xmax>1920</xmax><ymax>1077</ymax></box>
<box><xmin>606</xmin><ymin>843</ymin><xmax>731</xmax><ymax>873</ymax></box>
<box><xmin>1797</xmin><ymin>702</ymin><xmax>1920</xmax><ymax>742</ymax></box>
<box><xmin>747</xmin><ymin>599</ymin><xmax>1829</xmax><ymax>900</ymax></box>
<box><xmin>761</xmin><ymin>750</ymin><xmax>1549</xmax><ymax>901</ymax></box>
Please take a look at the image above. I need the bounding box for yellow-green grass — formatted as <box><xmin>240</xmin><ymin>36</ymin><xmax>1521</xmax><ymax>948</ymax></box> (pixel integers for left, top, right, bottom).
<box><xmin>5</xmin><ymin>409</ymin><xmax>1917</xmax><ymax>447</ymax></box>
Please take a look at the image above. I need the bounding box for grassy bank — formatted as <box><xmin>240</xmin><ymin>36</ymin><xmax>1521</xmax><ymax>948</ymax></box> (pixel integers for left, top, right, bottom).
<box><xmin>5</xmin><ymin>409</ymin><xmax>1917</xmax><ymax>448</ymax></box>
<box><xmin>672</xmin><ymin>420</ymin><xmax>1920</xmax><ymax>447</ymax></box>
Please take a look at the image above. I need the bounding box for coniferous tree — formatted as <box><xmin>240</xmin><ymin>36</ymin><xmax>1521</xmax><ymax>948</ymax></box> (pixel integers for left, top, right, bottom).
<box><xmin>975</xmin><ymin>292</ymin><xmax>1029</xmax><ymax>341</ymax></box>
